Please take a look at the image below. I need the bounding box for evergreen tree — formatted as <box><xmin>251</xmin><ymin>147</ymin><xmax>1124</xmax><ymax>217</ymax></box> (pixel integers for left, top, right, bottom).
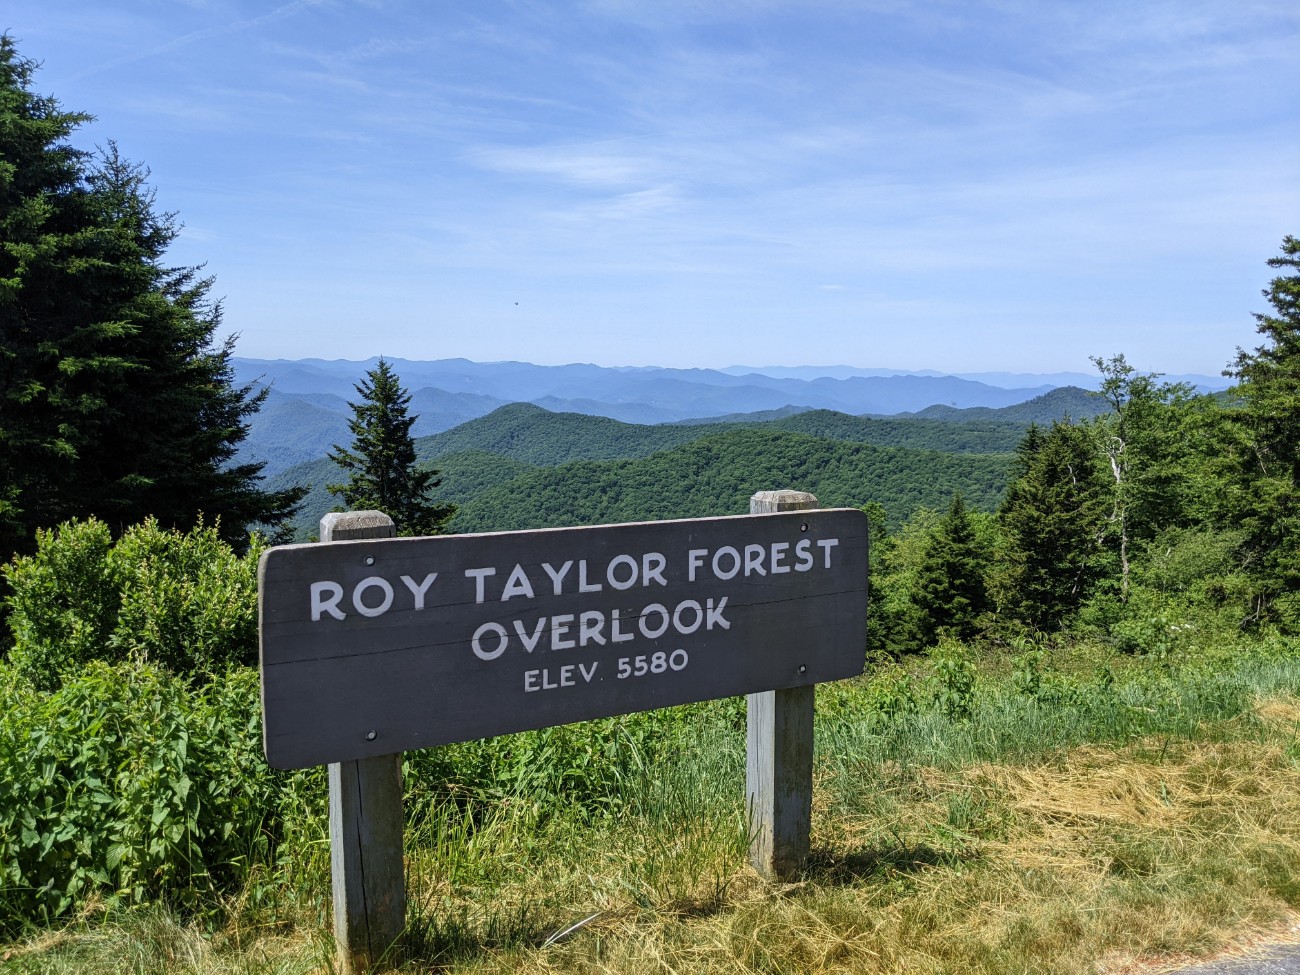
<box><xmin>0</xmin><ymin>37</ymin><xmax>303</xmax><ymax>556</ymax></box>
<box><xmin>996</xmin><ymin>421</ymin><xmax>1106</xmax><ymax>631</ymax></box>
<box><xmin>864</xmin><ymin>507</ymin><xmax>935</xmax><ymax>657</ymax></box>
<box><xmin>1224</xmin><ymin>235</ymin><xmax>1300</xmax><ymax>626</ymax></box>
<box><xmin>912</xmin><ymin>493</ymin><xmax>989</xmax><ymax>645</ymax></box>
<box><xmin>327</xmin><ymin>358</ymin><xmax>455</xmax><ymax>535</ymax></box>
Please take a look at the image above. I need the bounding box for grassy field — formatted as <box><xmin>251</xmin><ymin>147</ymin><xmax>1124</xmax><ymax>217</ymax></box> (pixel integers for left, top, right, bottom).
<box><xmin>4</xmin><ymin>638</ymin><xmax>1300</xmax><ymax>974</ymax></box>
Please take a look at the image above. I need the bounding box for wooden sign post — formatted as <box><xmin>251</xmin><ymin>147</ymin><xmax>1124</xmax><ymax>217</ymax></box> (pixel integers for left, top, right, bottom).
<box><xmin>747</xmin><ymin>491</ymin><xmax>819</xmax><ymax>880</ymax></box>
<box><xmin>260</xmin><ymin>496</ymin><xmax>868</xmax><ymax>971</ymax></box>
<box><xmin>319</xmin><ymin>512</ymin><xmax>406</xmax><ymax>973</ymax></box>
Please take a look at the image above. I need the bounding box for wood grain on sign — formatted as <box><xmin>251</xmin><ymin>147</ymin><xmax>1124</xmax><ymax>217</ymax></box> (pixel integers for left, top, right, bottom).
<box><xmin>746</xmin><ymin>490</ymin><xmax>820</xmax><ymax>880</ymax></box>
<box><xmin>259</xmin><ymin>509</ymin><xmax>867</xmax><ymax>769</ymax></box>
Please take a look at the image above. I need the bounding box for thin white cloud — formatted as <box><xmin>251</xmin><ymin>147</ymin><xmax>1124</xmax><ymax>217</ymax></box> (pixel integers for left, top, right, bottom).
<box><xmin>9</xmin><ymin>0</ymin><xmax>1290</xmax><ymax>374</ymax></box>
<box><xmin>64</xmin><ymin>0</ymin><xmax>330</xmax><ymax>81</ymax></box>
<box><xmin>465</xmin><ymin>143</ymin><xmax>661</xmax><ymax>188</ymax></box>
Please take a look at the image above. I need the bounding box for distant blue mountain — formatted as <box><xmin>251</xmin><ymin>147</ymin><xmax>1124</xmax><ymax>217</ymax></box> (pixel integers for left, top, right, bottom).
<box><xmin>232</xmin><ymin>356</ymin><xmax>1228</xmax><ymax>478</ymax></box>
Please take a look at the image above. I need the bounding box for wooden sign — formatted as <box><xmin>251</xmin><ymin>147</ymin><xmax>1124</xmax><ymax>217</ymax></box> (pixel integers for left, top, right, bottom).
<box><xmin>259</xmin><ymin>509</ymin><xmax>867</xmax><ymax>769</ymax></box>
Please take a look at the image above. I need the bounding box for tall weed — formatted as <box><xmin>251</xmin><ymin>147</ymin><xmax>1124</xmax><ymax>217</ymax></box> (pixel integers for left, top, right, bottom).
<box><xmin>0</xmin><ymin>662</ymin><xmax>282</xmax><ymax>931</ymax></box>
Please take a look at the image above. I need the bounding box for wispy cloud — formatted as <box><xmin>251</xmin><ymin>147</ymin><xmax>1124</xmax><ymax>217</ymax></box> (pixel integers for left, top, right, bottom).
<box><xmin>8</xmin><ymin>0</ymin><xmax>1293</xmax><ymax>372</ymax></box>
<box><xmin>65</xmin><ymin>0</ymin><xmax>329</xmax><ymax>81</ymax></box>
<box><xmin>465</xmin><ymin>143</ymin><xmax>662</xmax><ymax>188</ymax></box>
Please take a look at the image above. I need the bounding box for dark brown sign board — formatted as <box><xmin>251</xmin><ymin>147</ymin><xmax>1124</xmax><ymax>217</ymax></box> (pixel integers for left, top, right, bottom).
<box><xmin>259</xmin><ymin>509</ymin><xmax>867</xmax><ymax>769</ymax></box>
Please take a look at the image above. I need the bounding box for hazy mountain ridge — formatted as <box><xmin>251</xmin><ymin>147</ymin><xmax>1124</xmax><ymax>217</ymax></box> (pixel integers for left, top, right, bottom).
<box><xmin>266</xmin><ymin>388</ymin><xmax>1111</xmax><ymax>540</ymax></box>
<box><xmin>235</xmin><ymin>357</ymin><xmax>1215</xmax><ymax>477</ymax></box>
<box><xmin>893</xmin><ymin>386</ymin><xmax>1113</xmax><ymax>424</ymax></box>
<box><xmin>233</xmin><ymin>356</ymin><xmax>1064</xmax><ymax>414</ymax></box>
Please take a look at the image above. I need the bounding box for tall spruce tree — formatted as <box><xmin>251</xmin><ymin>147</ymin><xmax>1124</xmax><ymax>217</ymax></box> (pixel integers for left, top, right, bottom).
<box><xmin>327</xmin><ymin>358</ymin><xmax>455</xmax><ymax>536</ymax></box>
<box><xmin>912</xmin><ymin>493</ymin><xmax>989</xmax><ymax>646</ymax></box>
<box><xmin>1225</xmin><ymin>235</ymin><xmax>1300</xmax><ymax>626</ymax></box>
<box><xmin>996</xmin><ymin>421</ymin><xmax>1107</xmax><ymax>631</ymax></box>
<box><xmin>0</xmin><ymin>37</ymin><xmax>303</xmax><ymax>557</ymax></box>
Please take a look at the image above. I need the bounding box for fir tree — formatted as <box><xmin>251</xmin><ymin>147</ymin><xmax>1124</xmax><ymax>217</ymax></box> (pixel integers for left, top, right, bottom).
<box><xmin>1225</xmin><ymin>235</ymin><xmax>1300</xmax><ymax>626</ymax></box>
<box><xmin>0</xmin><ymin>37</ymin><xmax>303</xmax><ymax>557</ymax></box>
<box><xmin>996</xmin><ymin>421</ymin><xmax>1106</xmax><ymax>631</ymax></box>
<box><xmin>912</xmin><ymin>493</ymin><xmax>989</xmax><ymax>646</ymax></box>
<box><xmin>327</xmin><ymin>358</ymin><xmax>455</xmax><ymax>536</ymax></box>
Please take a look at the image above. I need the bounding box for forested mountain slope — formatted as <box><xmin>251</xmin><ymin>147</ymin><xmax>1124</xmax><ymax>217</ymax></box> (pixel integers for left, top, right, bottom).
<box><xmin>448</xmin><ymin>429</ymin><xmax>1012</xmax><ymax>533</ymax></box>
<box><xmin>410</xmin><ymin>393</ymin><xmax>1089</xmax><ymax>469</ymax></box>
<box><xmin>768</xmin><ymin>411</ymin><xmax>1025</xmax><ymax>453</ymax></box>
<box><xmin>243</xmin><ymin>380</ymin><xmax>1109</xmax><ymax>481</ymax></box>
<box><xmin>270</xmin><ymin>393</ymin><xmax>1124</xmax><ymax>537</ymax></box>
<box><xmin>269</xmin><ymin>392</ymin><xmax>1092</xmax><ymax>538</ymax></box>
<box><xmin>411</xmin><ymin>403</ymin><xmax>745</xmax><ymax>466</ymax></box>
<box><xmin>269</xmin><ymin>450</ymin><xmax>537</xmax><ymax>539</ymax></box>
<box><xmin>901</xmin><ymin>386</ymin><xmax>1111</xmax><ymax>423</ymax></box>
<box><xmin>234</xmin><ymin>387</ymin><xmax>507</xmax><ymax>478</ymax></box>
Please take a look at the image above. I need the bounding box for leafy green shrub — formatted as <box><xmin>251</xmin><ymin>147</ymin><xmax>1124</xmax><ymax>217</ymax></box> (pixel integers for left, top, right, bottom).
<box><xmin>859</xmin><ymin>663</ymin><xmax>918</xmax><ymax>724</ymax></box>
<box><xmin>0</xmin><ymin>661</ymin><xmax>284</xmax><ymax>930</ymax></box>
<box><xmin>1112</xmin><ymin>612</ymin><xmax>1177</xmax><ymax>663</ymax></box>
<box><xmin>2</xmin><ymin>518</ymin><xmax>118</xmax><ymax>688</ymax></box>
<box><xmin>3</xmin><ymin>518</ymin><xmax>264</xmax><ymax>687</ymax></box>
<box><xmin>109</xmin><ymin>518</ymin><xmax>265</xmax><ymax>675</ymax></box>
<box><xmin>929</xmin><ymin>640</ymin><xmax>976</xmax><ymax>720</ymax></box>
<box><xmin>1009</xmin><ymin>637</ymin><xmax>1047</xmax><ymax>698</ymax></box>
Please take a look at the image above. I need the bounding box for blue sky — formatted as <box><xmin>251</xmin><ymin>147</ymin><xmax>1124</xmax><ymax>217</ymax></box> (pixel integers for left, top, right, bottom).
<box><xmin>7</xmin><ymin>1</ymin><xmax>1298</xmax><ymax>375</ymax></box>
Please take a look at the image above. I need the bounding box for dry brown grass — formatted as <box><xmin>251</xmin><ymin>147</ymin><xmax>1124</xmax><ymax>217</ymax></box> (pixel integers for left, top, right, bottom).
<box><xmin>411</xmin><ymin>693</ymin><xmax>1300</xmax><ymax>974</ymax></box>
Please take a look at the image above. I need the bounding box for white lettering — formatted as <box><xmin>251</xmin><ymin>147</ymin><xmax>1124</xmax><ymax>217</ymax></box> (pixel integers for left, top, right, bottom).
<box><xmin>713</xmin><ymin>546</ymin><xmax>740</xmax><ymax>580</ymax></box>
<box><xmin>513</xmin><ymin>617</ymin><xmax>546</xmax><ymax>653</ymax></box>
<box><xmin>578</xmin><ymin>559</ymin><xmax>602</xmax><ymax>593</ymax></box>
<box><xmin>794</xmin><ymin>538</ymin><xmax>814</xmax><ymax>571</ymax></box>
<box><xmin>744</xmin><ymin>544</ymin><xmax>767</xmax><ymax>577</ymax></box>
<box><xmin>706</xmin><ymin>597</ymin><xmax>731</xmax><ymax>630</ymax></box>
<box><xmin>465</xmin><ymin>566</ymin><xmax>496</xmax><ymax>603</ymax></box>
<box><xmin>610</xmin><ymin>609</ymin><xmax>635</xmax><ymax>643</ymax></box>
<box><xmin>607</xmin><ymin>554</ymin><xmax>638</xmax><ymax>590</ymax></box>
<box><xmin>672</xmin><ymin>599</ymin><xmax>703</xmax><ymax>634</ymax></box>
<box><xmin>501</xmin><ymin>564</ymin><xmax>535</xmax><ymax>601</ymax></box>
<box><xmin>579</xmin><ymin>610</ymin><xmax>606</xmax><ymax>646</ymax></box>
<box><xmin>527</xmin><ymin>663</ymin><xmax>597</xmax><ymax>691</ymax></box>
<box><xmin>687</xmin><ymin>548</ymin><xmax>707</xmax><ymax>582</ymax></box>
<box><xmin>551</xmin><ymin>613</ymin><xmax>576</xmax><ymax>650</ymax></box>
<box><xmin>818</xmin><ymin>538</ymin><xmax>839</xmax><ymax>567</ymax></box>
<box><xmin>310</xmin><ymin>581</ymin><xmax>346</xmax><ymax>621</ymax></box>
<box><xmin>400</xmin><ymin>572</ymin><xmax>437</xmax><ymax>609</ymax></box>
<box><xmin>541</xmin><ymin>560</ymin><xmax>573</xmax><ymax>594</ymax></box>
<box><xmin>352</xmin><ymin>577</ymin><xmax>393</xmax><ymax>618</ymax></box>
<box><xmin>770</xmin><ymin>542</ymin><xmax>790</xmax><ymax>574</ymax></box>
<box><xmin>642</xmin><ymin>552</ymin><xmax>668</xmax><ymax>587</ymax></box>
<box><xmin>639</xmin><ymin>603</ymin><xmax>670</xmax><ymax>639</ymax></box>
<box><xmin>472</xmin><ymin>621</ymin><xmax>508</xmax><ymax>660</ymax></box>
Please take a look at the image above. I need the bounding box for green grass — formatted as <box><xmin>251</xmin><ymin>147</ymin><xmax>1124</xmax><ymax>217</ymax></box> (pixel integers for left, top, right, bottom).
<box><xmin>4</xmin><ymin>638</ymin><xmax>1300</xmax><ymax>973</ymax></box>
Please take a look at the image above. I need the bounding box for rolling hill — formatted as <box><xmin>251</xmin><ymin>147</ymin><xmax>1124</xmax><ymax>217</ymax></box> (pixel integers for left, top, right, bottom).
<box><xmin>267</xmin><ymin>401</ymin><xmax>1051</xmax><ymax>539</ymax></box>
<box><xmin>446</xmin><ymin>429</ymin><xmax>1013</xmax><ymax>534</ymax></box>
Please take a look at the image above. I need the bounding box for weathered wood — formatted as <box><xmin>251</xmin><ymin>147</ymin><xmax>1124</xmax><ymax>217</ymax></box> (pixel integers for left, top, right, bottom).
<box><xmin>322</xmin><ymin>511</ymin><xmax>405</xmax><ymax>974</ymax></box>
<box><xmin>330</xmin><ymin>756</ymin><xmax>405</xmax><ymax>973</ymax></box>
<box><xmin>747</xmin><ymin>490</ymin><xmax>819</xmax><ymax>880</ymax></box>
<box><xmin>260</xmin><ymin>509</ymin><xmax>868</xmax><ymax>769</ymax></box>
